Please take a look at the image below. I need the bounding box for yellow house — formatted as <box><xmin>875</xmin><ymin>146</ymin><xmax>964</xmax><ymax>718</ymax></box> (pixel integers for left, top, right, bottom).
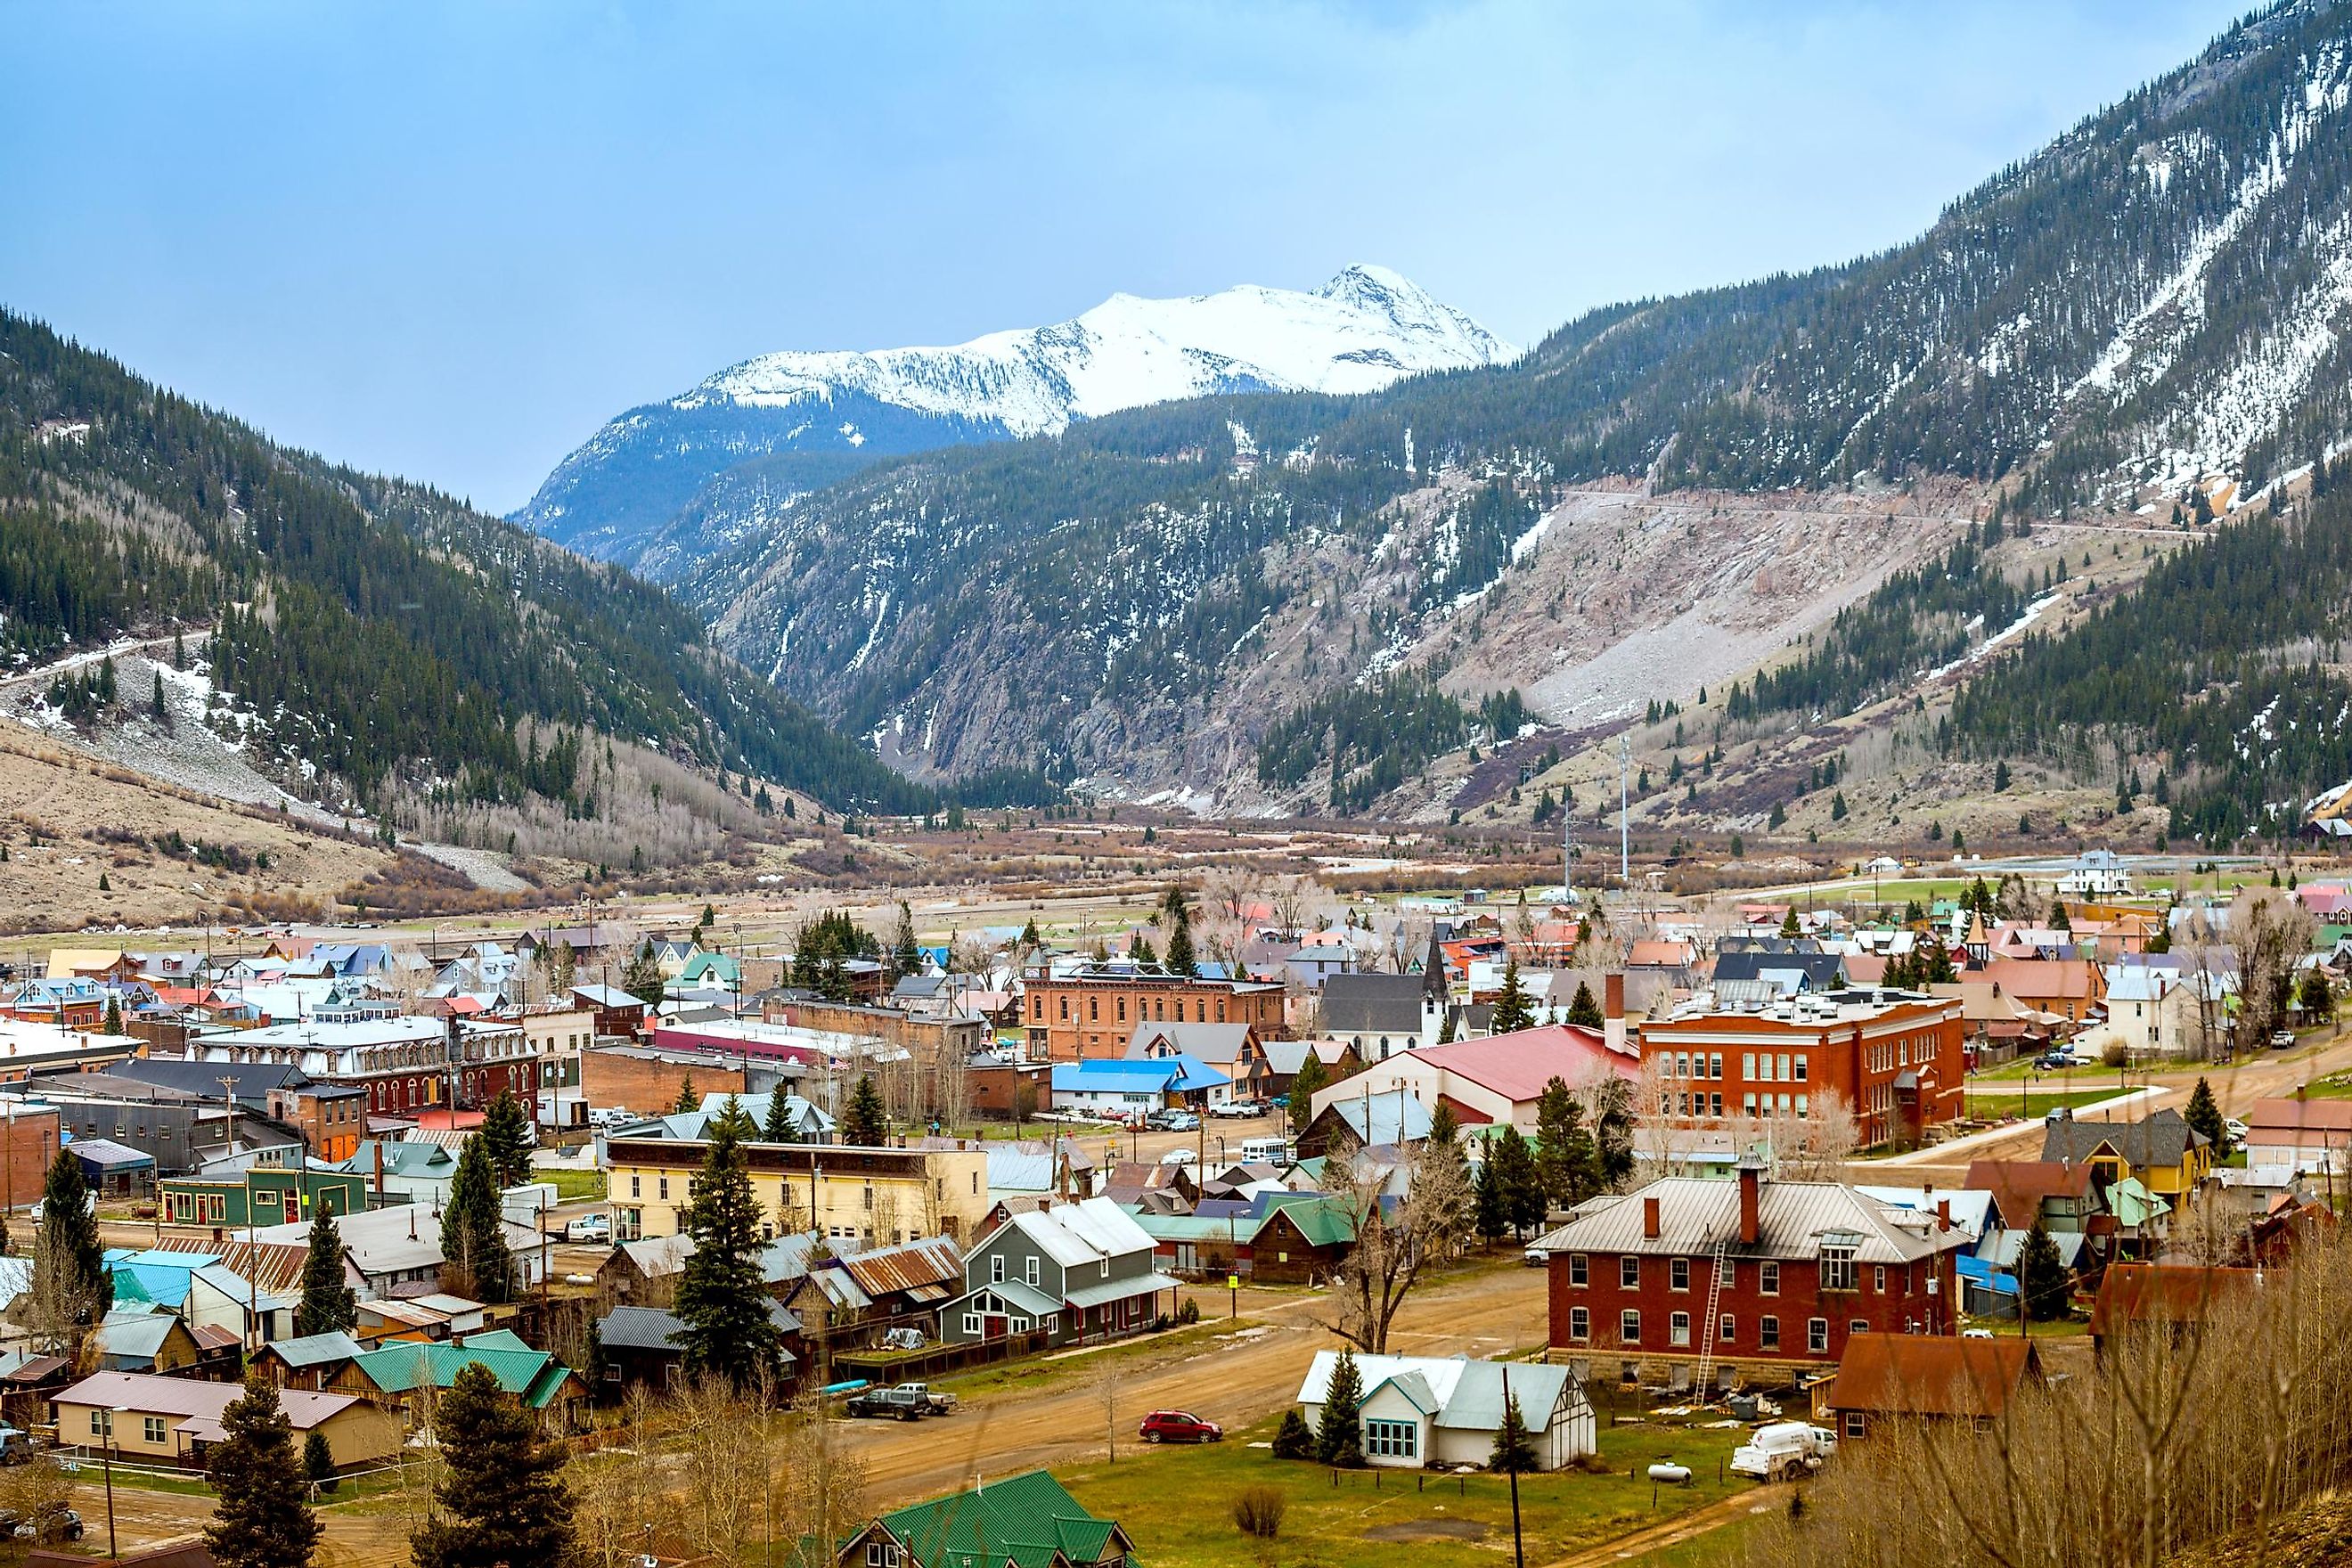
<box><xmin>605</xmin><ymin>1137</ymin><xmax>992</xmax><ymax>1245</ymax></box>
<box><xmin>53</xmin><ymin>1370</ymin><xmax>404</xmax><ymax>1471</ymax></box>
<box><xmin>2040</xmin><ymin>1107</ymin><xmax>2215</xmax><ymax>1202</ymax></box>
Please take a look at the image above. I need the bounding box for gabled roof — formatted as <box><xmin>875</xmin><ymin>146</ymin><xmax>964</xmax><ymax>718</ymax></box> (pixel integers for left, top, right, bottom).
<box><xmin>867</xmin><ymin>1468</ymin><xmax>1127</xmax><ymax>1568</ymax></box>
<box><xmin>2089</xmin><ymin>1263</ymin><xmax>2258</xmax><ymax>1337</ymax></box>
<box><xmin>1963</xmin><ymin>1160</ymin><xmax>2101</xmax><ymax>1229</ymax></box>
<box><xmin>1532</xmin><ymin>1176</ymin><xmax>1969</xmax><ymax>1265</ymax></box>
<box><xmin>1319</xmin><ymin>973</ymin><xmax>1432</xmax><ymax>1034</ymax></box>
<box><xmin>1825</xmin><ymin>1333</ymin><xmax>2041</xmax><ymax>1420</ymax></box>
<box><xmin>2040</xmin><ymin>1109</ymin><xmax>2207</xmax><ymax>1171</ymax></box>
<box><xmin>257</xmin><ymin>1331</ymin><xmax>364</xmax><ymax>1368</ymax></box>
<box><xmin>347</xmin><ymin>1334</ymin><xmax>577</xmax><ymax>1407</ymax></box>
<box><xmin>1406</xmin><ymin>1023</ymin><xmax>1635</xmax><ymax>1101</ymax></box>
<box><xmin>1125</xmin><ymin>1021</ymin><xmax>1256</xmax><ymax>1066</ymax></box>
<box><xmin>1001</xmin><ymin>1198</ymin><xmax>1154</xmax><ymax>1270</ymax></box>
<box><xmin>1316</xmin><ymin>1089</ymin><xmax>1431</xmax><ymax>1147</ymax></box>
<box><xmin>55</xmin><ymin>1370</ymin><xmax>359</xmax><ymax>1430</ymax></box>
<box><xmin>1296</xmin><ymin>1351</ymin><xmax>1583</xmax><ymax>1433</ymax></box>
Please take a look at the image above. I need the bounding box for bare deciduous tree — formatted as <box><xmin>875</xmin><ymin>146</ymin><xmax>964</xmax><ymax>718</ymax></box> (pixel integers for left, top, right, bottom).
<box><xmin>1321</xmin><ymin>1134</ymin><xmax>1474</xmax><ymax>1353</ymax></box>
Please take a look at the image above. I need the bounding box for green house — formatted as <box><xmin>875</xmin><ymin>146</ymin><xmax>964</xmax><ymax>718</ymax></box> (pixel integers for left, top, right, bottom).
<box><xmin>158</xmin><ymin>1167</ymin><xmax>372</xmax><ymax>1229</ymax></box>
<box><xmin>335</xmin><ymin>1330</ymin><xmax>585</xmax><ymax>1429</ymax></box>
<box><xmin>837</xmin><ymin>1469</ymin><xmax>1132</xmax><ymax>1568</ymax></box>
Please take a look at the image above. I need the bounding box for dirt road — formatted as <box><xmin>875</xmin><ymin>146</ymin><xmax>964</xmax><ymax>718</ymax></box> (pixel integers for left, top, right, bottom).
<box><xmin>843</xmin><ymin>1261</ymin><xmax>1549</xmax><ymax>1507</ymax></box>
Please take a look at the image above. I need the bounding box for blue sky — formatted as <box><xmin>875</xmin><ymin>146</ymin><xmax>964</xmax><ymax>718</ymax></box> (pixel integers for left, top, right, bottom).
<box><xmin>2</xmin><ymin>1</ymin><xmax>2249</xmax><ymax>513</ymax></box>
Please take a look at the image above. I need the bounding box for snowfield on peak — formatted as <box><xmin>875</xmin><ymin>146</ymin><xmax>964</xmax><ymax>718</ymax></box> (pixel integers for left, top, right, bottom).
<box><xmin>689</xmin><ymin>265</ymin><xmax>1514</xmax><ymax>436</ymax></box>
<box><xmin>514</xmin><ymin>265</ymin><xmax>1510</xmax><ymax>569</ymax></box>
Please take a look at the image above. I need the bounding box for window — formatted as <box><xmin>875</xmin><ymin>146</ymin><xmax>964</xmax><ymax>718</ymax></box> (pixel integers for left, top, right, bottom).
<box><xmin>1742</xmin><ymin>1052</ymin><xmax>1756</xmax><ymax>1080</ymax></box>
<box><xmin>963</xmin><ymin>1313</ymin><xmax>983</xmax><ymax>1335</ymax></box>
<box><xmin>657</xmin><ymin>1177</ymin><xmax>668</xmax><ymax>1201</ymax></box>
<box><xmin>1116</xmin><ymin>999</ymin><xmax>1126</xmax><ymax>1022</ymax></box>
<box><xmin>1820</xmin><ymin>1239</ymin><xmax>1858</xmax><ymax>1293</ymax></box>
<box><xmin>1621</xmin><ymin>1310</ymin><xmax>1641</xmax><ymax>1343</ymax></box>
<box><xmin>866</xmin><ymin>1543</ymin><xmax>902</xmax><ymax>1568</ymax></box>
<box><xmin>992</xmin><ymin>1254</ymin><xmax>1005</xmax><ymax>1283</ymax></box>
<box><xmin>1670</xmin><ymin>1311</ymin><xmax>1691</xmax><ymax>1347</ymax></box>
<box><xmin>1365</xmin><ymin>1420</ymin><xmax>1417</xmax><ymax>1458</ymax></box>
<box><xmin>1719</xmin><ymin>1314</ymin><xmax>1735</xmax><ymax>1343</ymax></box>
<box><xmin>1850</xmin><ymin>1319</ymin><xmax>1870</xmax><ymax>1338</ymax></box>
<box><xmin>1089</xmin><ymin>998</ymin><xmax>1098</xmax><ymax>1021</ymax></box>
<box><xmin>1025</xmin><ymin>1255</ymin><xmax>1040</xmax><ymax>1286</ymax></box>
<box><xmin>1845</xmin><ymin>1412</ymin><xmax>1866</xmax><ymax>1439</ymax></box>
<box><xmin>1569</xmin><ymin>1306</ymin><xmax>1589</xmax><ymax>1341</ymax></box>
<box><xmin>143</xmin><ymin>1417</ymin><xmax>167</xmax><ymax>1444</ymax></box>
<box><xmin>1670</xmin><ymin>1258</ymin><xmax>1690</xmax><ymax>1292</ymax></box>
<box><xmin>1760</xmin><ymin>1316</ymin><xmax>1781</xmax><ymax>1352</ymax></box>
<box><xmin>1874</xmin><ymin>1265</ymin><xmax>1887</xmax><ymax>1293</ymax></box>
<box><xmin>90</xmin><ymin>1410</ymin><xmax>111</xmax><ymax>1437</ymax></box>
<box><xmin>1760</xmin><ymin>1262</ymin><xmax>1780</xmax><ymax>1295</ymax></box>
<box><xmin>1569</xmin><ymin>1254</ymin><xmax>1588</xmax><ymax>1287</ymax></box>
<box><xmin>1809</xmin><ymin>1319</ymin><xmax>1829</xmax><ymax>1354</ymax></box>
<box><xmin>1744</xmin><ymin>1093</ymin><xmax>1757</xmax><ymax>1115</ymax></box>
<box><xmin>1793</xmin><ymin>1054</ymin><xmax>1809</xmax><ymax>1082</ymax></box>
<box><xmin>1776</xmin><ymin>1053</ymin><xmax>1793</xmax><ymax>1082</ymax></box>
<box><xmin>1710</xmin><ymin>1053</ymin><xmax>1723</xmax><ymax>1079</ymax></box>
<box><xmin>1711</xmin><ymin>1092</ymin><xmax>1725</xmax><ymax>1118</ymax></box>
<box><xmin>1621</xmin><ymin>1256</ymin><xmax>1640</xmax><ymax>1289</ymax></box>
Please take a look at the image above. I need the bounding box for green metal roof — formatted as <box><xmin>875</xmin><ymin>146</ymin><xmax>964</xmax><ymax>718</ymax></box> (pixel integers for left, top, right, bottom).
<box><xmin>869</xmin><ymin>1467</ymin><xmax>1123</xmax><ymax>1568</ymax></box>
<box><xmin>347</xmin><ymin>1335</ymin><xmax>576</xmax><ymax>1408</ymax></box>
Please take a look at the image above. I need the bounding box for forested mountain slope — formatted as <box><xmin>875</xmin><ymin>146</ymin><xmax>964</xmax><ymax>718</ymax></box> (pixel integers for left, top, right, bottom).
<box><xmin>0</xmin><ymin>309</ymin><xmax>941</xmax><ymax>818</ymax></box>
<box><xmin>680</xmin><ymin>1</ymin><xmax>2352</xmax><ymax>811</ymax></box>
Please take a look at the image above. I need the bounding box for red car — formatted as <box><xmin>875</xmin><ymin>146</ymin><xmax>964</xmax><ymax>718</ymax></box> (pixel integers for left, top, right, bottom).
<box><xmin>1138</xmin><ymin>1409</ymin><xmax>1222</xmax><ymax>1444</ymax></box>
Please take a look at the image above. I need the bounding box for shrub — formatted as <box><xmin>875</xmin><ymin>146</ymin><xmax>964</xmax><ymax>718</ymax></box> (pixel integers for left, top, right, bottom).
<box><xmin>2101</xmin><ymin>1041</ymin><xmax>2128</xmax><ymax>1069</ymax></box>
<box><xmin>1270</xmin><ymin>1409</ymin><xmax>1315</xmax><ymax>1460</ymax></box>
<box><xmin>1174</xmin><ymin>1296</ymin><xmax>1202</xmax><ymax>1325</ymax></box>
<box><xmin>1231</xmin><ymin>1485</ymin><xmax>1286</xmax><ymax>1540</ymax></box>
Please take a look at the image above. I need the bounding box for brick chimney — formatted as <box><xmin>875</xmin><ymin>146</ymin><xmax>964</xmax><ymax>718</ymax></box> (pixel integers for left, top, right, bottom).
<box><xmin>1736</xmin><ymin>1156</ymin><xmax>1761</xmax><ymax>1245</ymax></box>
<box><xmin>1604</xmin><ymin>972</ymin><xmax>1628</xmax><ymax>1057</ymax></box>
<box><xmin>1936</xmin><ymin>1198</ymin><xmax>1951</xmax><ymax>1233</ymax></box>
<box><xmin>1643</xmin><ymin>1195</ymin><xmax>1662</xmax><ymax>1239</ymax></box>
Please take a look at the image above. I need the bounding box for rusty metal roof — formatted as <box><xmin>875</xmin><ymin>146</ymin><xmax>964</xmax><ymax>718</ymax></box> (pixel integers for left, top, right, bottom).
<box><xmin>838</xmin><ymin>1236</ymin><xmax>962</xmax><ymax>1298</ymax></box>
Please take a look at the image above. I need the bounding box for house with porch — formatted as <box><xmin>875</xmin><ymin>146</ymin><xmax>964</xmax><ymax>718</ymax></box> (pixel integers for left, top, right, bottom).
<box><xmin>1294</xmin><ymin>1351</ymin><xmax>1595</xmax><ymax>1471</ymax></box>
<box><xmin>938</xmin><ymin>1197</ymin><xmax>1180</xmax><ymax>1350</ymax></box>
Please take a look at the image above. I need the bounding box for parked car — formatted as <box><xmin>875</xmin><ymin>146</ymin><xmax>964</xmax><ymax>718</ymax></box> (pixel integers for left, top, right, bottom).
<box><xmin>1159</xmin><ymin>1148</ymin><xmax>1198</xmax><ymax>1167</ymax></box>
<box><xmin>1209</xmin><ymin>1099</ymin><xmax>1261</xmax><ymax>1119</ymax></box>
<box><xmin>844</xmin><ymin>1386</ymin><xmax>934</xmax><ymax>1421</ymax></box>
<box><xmin>1523</xmin><ymin>1245</ymin><xmax>1550</xmax><ymax>1268</ymax></box>
<box><xmin>1161</xmin><ymin>1112</ymin><xmax>1200</xmax><ymax>1132</ymax></box>
<box><xmin>0</xmin><ymin>1427</ymin><xmax>30</xmax><ymax>1465</ymax></box>
<box><xmin>1138</xmin><ymin>1409</ymin><xmax>1222</xmax><ymax>1443</ymax></box>
<box><xmin>563</xmin><ymin>1213</ymin><xmax>610</xmax><ymax>1244</ymax></box>
<box><xmin>1</xmin><ymin>1507</ymin><xmax>83</xmax><ymax>1544</ymax></box>
<box><xmin>1730</xmin><ymin>1421</ymin><xmax>1829</xmax><ymax>1482</ymax></box>
<box><xmin>2224</xmin><ymin>1116</ymin><xmax>2250</xmax><ymax>1141</ymax></box>
<box><xmin>887</xmin><ymin>1383</ymin><xmax>956</xmax><ymax>1416</ymax></box>
<box><xmin>2272</xmin><ymin>1029</ymin><xmax>2298</xmax><ymax>1049</ymax></box>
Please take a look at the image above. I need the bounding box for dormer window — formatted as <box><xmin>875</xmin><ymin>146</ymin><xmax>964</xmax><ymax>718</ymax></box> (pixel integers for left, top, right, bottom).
<box><xmin>1819</xmin><ymin>1233</ymin><xmax>1859</xmax><ymax>1293</ymax></box>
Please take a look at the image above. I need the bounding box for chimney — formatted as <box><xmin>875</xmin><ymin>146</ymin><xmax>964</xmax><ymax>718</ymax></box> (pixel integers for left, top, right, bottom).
<box><xmin>1736</xmin><ymin>1156</ymin><xmax>1761</xmax><ymax>1245</ymax></box>
<box><xmin>373</xmin><ymin>1139</ymin><xmax>384</xmax><ymax>1197</ymax></box>
<box><xmin>1604</xmin><ymin>973</ymin><xmax>1628</xmax><ymax>1057</ymax></box>
<box><xmin>1643</xmin><ymin>1195</ymin><xmax>1662</xmax><ymax>1240</ymax></box>
<box><xmin>1936</xmin><ymin>1198</ymin><xmax>1951</xmax><ymax>1233</ymax></box>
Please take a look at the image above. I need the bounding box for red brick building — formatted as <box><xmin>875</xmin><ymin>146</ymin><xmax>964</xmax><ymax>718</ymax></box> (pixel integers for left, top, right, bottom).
<box><xmin>1022</xmin><ymin>964</ymin><xmax>1287</xmax><ymax>1061</ymax></box>
<box><xmin>1637</xmin><ymin>991</ymin><xmax>1965</xmax><ymax>1148</ymax></box>
<box><xmin>1536</xmin><ymin>1160</ymin><xmax>1970</xmax><ymax>1389</ymax></box>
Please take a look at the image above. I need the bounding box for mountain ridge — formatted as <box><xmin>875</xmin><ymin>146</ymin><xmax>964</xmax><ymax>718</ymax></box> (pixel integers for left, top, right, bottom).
<box><xmin>513</xmin><ymin>264</ymin><xmax>1513</xmax><ymax>569</ymax></box>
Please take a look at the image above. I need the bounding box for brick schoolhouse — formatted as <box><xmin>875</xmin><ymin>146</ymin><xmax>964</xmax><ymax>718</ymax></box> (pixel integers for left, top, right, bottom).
<box><xmin>1021</xmin><ymin>962</ymin><xmax>1288</xmax><ymax>1061</ymax></box>
<box><xmin>1636</xmin><ymin>988</ymin><xmax>1966</xmax><ymax>1149</ymax></box>
<box><xmin>1535</xmin><ymin>1158</ymin><xmax>1971</xmax><ymax>1390</ymax></box>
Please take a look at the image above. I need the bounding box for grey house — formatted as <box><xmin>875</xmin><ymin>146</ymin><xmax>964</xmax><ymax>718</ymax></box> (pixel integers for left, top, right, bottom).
<box><xmin>938</xmin><ymin>1197</ymin><xmax>1180</xmax><ymax>1350</ymax></box>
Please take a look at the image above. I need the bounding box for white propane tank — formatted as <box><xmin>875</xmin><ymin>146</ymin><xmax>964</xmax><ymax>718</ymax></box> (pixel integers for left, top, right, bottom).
<box><xmin>1646</xmin><ymin>1463</ymin><xmax>1693</xmax><ymax>1485</ymax></box>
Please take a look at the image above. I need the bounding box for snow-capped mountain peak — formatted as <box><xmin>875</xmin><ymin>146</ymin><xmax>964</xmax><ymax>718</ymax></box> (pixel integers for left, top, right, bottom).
<box><xmin>516</xmin><ymin>266</ymin><xmax>1510</xmax><ymax>568</ymax></box>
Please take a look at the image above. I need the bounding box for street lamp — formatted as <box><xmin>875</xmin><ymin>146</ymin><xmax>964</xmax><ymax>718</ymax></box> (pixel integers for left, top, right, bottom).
<box><xmin>102</xmin><ymin>1403</ymin><xmax>129</xmax><ymax>1559</ymax></box>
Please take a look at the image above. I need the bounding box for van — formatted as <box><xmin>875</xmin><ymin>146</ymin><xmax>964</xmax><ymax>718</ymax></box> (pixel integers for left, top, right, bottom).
<box><xmin>1238</xmin><ymin>1137</ymin><xmax>1292</xmax><ymax>1166</ymax></box>
<box><xmin>1730</xmin><ymin>1421</ymin><xmax>1828</xmax><ymax>1482</ymax></box>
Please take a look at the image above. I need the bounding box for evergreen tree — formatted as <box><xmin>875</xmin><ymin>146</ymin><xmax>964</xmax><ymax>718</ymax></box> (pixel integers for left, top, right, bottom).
<box><xmin>30</xmin><ymin>1147</ymin><xmax>109</xmax><ymax>1347</ymax></box>
<box><xmin>1164</xmin><ymin>899</ymin><xmax>1197</xmax><ymax>978</ymax></box>
<box><xmin>761</xmin><ymin>1088</ymin><xmax>796</xmax><ymax>1142</ymax></box>
<box><xmin>672</xmin><ymin>1115</ymin><xmax>785</xmax><ymax>1387</ymax></box>
<box><xmin>712</xmin><ymin>1093</ymin><xmax>756</xmax><ymax>1139</ymax></box>
<box><xmin>102</xmin><ymin>995</ymin><xmax>123</xmax><ymax>1036</ymax></box>
<box><xmin>622</xmin><ymin>941</ymin><xmax>666</xmax><ymax>1009</ymax></box>
<box><xmin>409</xmin><ymin>1362</ymin><xmax>576</xmax><ymax>1568</ymax></box>
<box><xmin>1271</xmin><ymin>1408</ymin><xmax>1315</xmax><ymax>1460</ymax></box>
<box><xmin>1489</xmin><ymin>1384</ymin><xmax>1538</xmax><ymax>1474</ymax></box>
<box><xmin>2184</xmin><ymin>1076</ymin><xmax>2231</xmax><ymax>1158</ymax></box>
<box><xmin>292</xmin><ymin>1206</ymin><xmax>356</xmax><ymax>1337</ymax></box>
<box><xmin>2018</xmin><ymin>1219</ymin><xmax>2071</xmax><ymax>1327</ymax></box>
<box><xmin>2299</xmin><ymin>968</ymin><xmax>2335</xmax><ymax>1024</ymax></box>
<box><xmin>1490</xmin><ymin>958</ymin><xmax>1536</xmax><ymax>1036</ymax></box>
<box><xmin>1592</xmin><ymin>1077</ymin><xmax>1637</xmax><ymax>1188</ymax></box>
<box><xmin>1315</xmin><ymin>1347</ymin><xmax>1366</xmax><ymax>1467</ymax></box>
<box><xmin>840</xmin><ymin>1074</ymin><xmax>889</xmax><ymax>1147</ymax></box>
<box><xmin>1434</xmin><ymin>1006</ymin><xmax>1458</xmax><ymax>1044</ymax></box>
<box><xmin>1531</xmin><ymin>1077</ymin><xmax>1585</xmax><ymax>1209</ymax></box>
<box><xmin>442</xmin><ymin>1136</ymin><xmax>514</xmax><ymax>1304</ymax></box>
<box><xmin>672</xmin><ymin>1073</ymin><xmax>698</xmax><ymax>1115</ymax></box>
<box><xmin>1489</xmin><ymin>1126</ymin><xmax>1546</xmax><ymax>1236</ymax></box>
<box><xmin>890</xmin><ymin>900</ymin><xmax>922</xmax><ymax>979</ymax></box>
<box><xmin>1288</xmin><ymin>1052</ymin><xmax>1327</xmax><ymax>1139</ymax></box>
<box><xmin>302</xmin><ymin>1430</ymin><xmax>335</xmax><ymax>1490</ymax></box>
<box><xmin>478</xmin><ymin>1087</ymin><xmax>534</xmax><ymax>1189</ymax></box>
<box><xmin>1564</xmin><ymin>981</ymin><xmax>1603</xmax><ymax>1028</ymax></box>
<box><xmin>205</xmin><ymin>1374</ymin><xmax>323</xmax><ymax>1568</ymax></box>
<box><xmin>1472</xmin><ymin>1157</ymin><xmax>1508</xmax><ymax>1245</ymax></box>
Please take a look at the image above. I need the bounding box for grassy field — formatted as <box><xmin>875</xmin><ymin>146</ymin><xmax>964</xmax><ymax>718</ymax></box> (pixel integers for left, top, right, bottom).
<box><xmin>540</xmin><ymin>1168</ymin><xmax>608</xmax><ymax>1201</ymax></box>
<box><xmin>1055</xmin><ymin>1412</ymin><xmax>1757</xmax><ymax>1568</ymax></box>
<box><xmin>1964</xmin><ymin>1086</ymin><xmax>2139</xmax><ymax>1119</ymax></box>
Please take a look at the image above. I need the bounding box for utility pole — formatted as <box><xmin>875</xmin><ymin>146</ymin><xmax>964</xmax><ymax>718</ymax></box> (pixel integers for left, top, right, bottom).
<box><xmin>1618</xmin><ymin>733</ymin><xmax>1631</xmax><ymax>886</ymax></box>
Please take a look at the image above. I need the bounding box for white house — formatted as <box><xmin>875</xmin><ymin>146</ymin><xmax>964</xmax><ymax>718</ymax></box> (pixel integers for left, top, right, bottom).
<box><xmin>1294</xmin><ymin>1352</ymin><xmax>1595</xmax><ymax>1471</ymax></box>
<box><xmin>2056</xmin><ymin>849</ymin><xmax>2133</xmax><ymax>898</ymax></box>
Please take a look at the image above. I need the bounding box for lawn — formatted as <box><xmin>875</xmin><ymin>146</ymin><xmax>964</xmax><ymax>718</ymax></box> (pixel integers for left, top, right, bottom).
<box><xmin>2294</xmin><ymin>1072</ymin><xmax>2352</xmax><ymax>1100</ymax></box>
<box><xmin>1055</xmin><ymin>1412</ymin><xmax>1757</xmax><ymax>1568</ymax></box>
<box><xmin>539</xmin><ymin>1168</ymin><xmax>608</xmax><ymax>1201</ymax></box>
<box><xmin>1964</xmin><ymin>1086</ymin><xmax>2139</xmax><ymax>1120</ymax></box>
